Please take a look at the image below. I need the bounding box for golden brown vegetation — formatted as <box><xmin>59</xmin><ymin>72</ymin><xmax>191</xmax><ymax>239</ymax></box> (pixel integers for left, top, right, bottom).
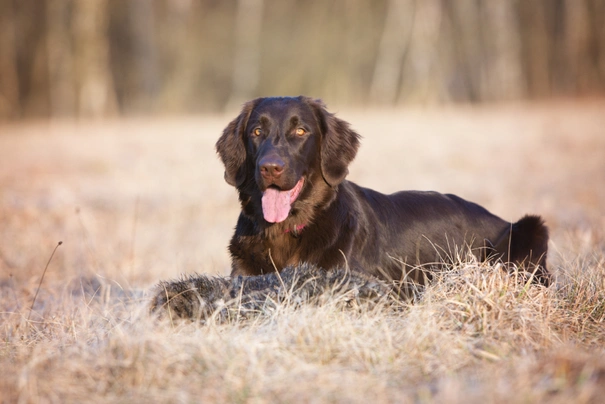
<box><xmin>1</xmin><ymin>102</ymin><xmax>605</xmax><ymax>402</ymax></box>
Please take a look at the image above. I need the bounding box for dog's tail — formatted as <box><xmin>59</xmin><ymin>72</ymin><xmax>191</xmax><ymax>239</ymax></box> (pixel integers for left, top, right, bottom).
<box><xmin>493</xmin><ymin>215</ymin><xmax>550</xmax><ymax>286</ymax></box>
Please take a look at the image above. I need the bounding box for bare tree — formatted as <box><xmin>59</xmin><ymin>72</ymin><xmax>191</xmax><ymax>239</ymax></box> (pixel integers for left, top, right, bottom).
<box><xmin>369</xmin><ymin>0</ymin><xmax>415</xmax><ymax>105</ymax></box>
<box><xmin>564</xmin><ymin>0</ymin><xmax>600</xmax><ymax>95</ymax></box>
<box><xmin>517</xmin><ymin>1</ymin><xmax>552</xmax><ymax>98</ymax></box>
<box><xmin>46</xmin><ymin>0</ymin><xmax>76</xmax><ymax>118</ymax></box>
<box><xmin>227</xmin><ymin>0</ymin><xmax>264</xmax><ymax>110</ymax></box>
<box><xmin>127</xmin><ymin>0</ymin><xmax>160</xmax><ymax>113</ymax></box>
<box><xmin>398</xmin><ymin>0</ymin><xmax>443</xmax><ymax>104</ymax></box>
<box><xmin>480</xmin><ymin>2</ymin><xmax>524</xmax><ymax>100</ymax></box>
<box><xmin>72</xmin><ymin>0</ymin><xmax>117</xmax><ymax>118</ymax></box>
<box><xmin>0</xmin><ymin>1</ymin><xmax>21</xmax><ymax>119</ymax></box>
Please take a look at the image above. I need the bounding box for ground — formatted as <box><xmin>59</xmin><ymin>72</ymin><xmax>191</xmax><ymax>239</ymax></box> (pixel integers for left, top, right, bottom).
<box><xmin>1</xmin><ymin>100</ymin><xmax>604</xmax><ymax>402</ymax></box>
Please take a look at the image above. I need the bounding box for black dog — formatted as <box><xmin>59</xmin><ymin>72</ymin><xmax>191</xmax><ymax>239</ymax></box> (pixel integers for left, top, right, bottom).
<box><xmin>216</xmin><ymin>96</ymin><xmax>550</xmax><ymax>289</ymax></box>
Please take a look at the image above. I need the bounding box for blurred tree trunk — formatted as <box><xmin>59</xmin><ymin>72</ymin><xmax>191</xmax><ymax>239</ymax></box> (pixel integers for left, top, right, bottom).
<box><xmin>446</xmin><ymin>0</ymin><xmax>482</xmax><ymax>102</ymax></box>
<box><xmin>517</xmin><ymin>1</ymin><xmax>552</xmax><ymax>98</ymax></box>
<box><xmin>0</xmin><ymin>1</ymin><xmax>20</xmax><ymax>119</ymax></box>
<box><xmin>479</xmin><ymin>2</ymin><xmax>524</xmax><ymax>100</ymax></box>
<box><xmin>398</xmin><ymin>0</ymin><xmax>442</xmax><ymax>103</ymax></box>
<box><xmin>594</xmin><ymin>0</ymin><xmax>605</xmax><ymax>90</ymax></box>
<box><xmin>3</xmin><ymin>0</ymin><xmax>50</xmax><ymax>118</ymax></box>
<box><xmin>156</xmin><ymin>0</ymin><xmax>196</xmax><ymax>113</ymax></box>
<box><xmin>564</xmin><ymin>0</ymin><xmax>602</xmax><ymax>95</ymax></box>
<box><xmin>72</xmin><ymin>0</ymin><xmax>117</xmax><ymax>118</ymax></box>
<box><xmin>227</xmin><ymin>0</ymin><xmax>264</xmax><ymax>109</ymax></box>
<box><xmin>127</xmin><ymin>0</ymin><xmax>159</xmax><ymax>113</ymax></box>
<box><xmin>369</xmin><ymin>0</ymin><xmax>414</xmax><ymax>105</ymax></box>
<box><xmin>46</xmin><ymin>0</ymin><xmax>76</xmax><ymax>118</ymax></box>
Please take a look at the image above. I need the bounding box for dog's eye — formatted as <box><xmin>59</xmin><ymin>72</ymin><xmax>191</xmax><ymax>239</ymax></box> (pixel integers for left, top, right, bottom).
<box><xmin>295</xmin><ymin>128</ymin><xmax>306</xmax><ymax>136</ymax></box>
<box><xmin>253</xmin><ymin>128</ymin><xmax>262</xmax><ymax>136</ymax></box>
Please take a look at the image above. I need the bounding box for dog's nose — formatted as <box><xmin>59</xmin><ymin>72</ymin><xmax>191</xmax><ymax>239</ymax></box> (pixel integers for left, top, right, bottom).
<box><xmin>259</xmin><ymin>156</ymin><xmax>285</xmax><ymax>179</ymax></box>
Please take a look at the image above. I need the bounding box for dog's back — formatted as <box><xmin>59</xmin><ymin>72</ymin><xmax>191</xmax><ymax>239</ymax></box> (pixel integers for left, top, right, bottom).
<box><xmin>345</xmin><ymin>184</ymin><xmax>550</xmax><ymax>286</ymax></box>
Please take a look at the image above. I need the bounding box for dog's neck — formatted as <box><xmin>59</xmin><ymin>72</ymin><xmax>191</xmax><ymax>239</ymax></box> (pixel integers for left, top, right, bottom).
<box><xmin>284</xmin><ymin>223</ymin><xmax>306</xmax><ymax>237</ymax></box>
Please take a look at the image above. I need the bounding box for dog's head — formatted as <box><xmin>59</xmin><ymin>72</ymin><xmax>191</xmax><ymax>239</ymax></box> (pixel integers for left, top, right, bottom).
<box><xmin>216</xmin><ymin>96</ymin><xmax>360</xmax><ymax>224</ymax></box>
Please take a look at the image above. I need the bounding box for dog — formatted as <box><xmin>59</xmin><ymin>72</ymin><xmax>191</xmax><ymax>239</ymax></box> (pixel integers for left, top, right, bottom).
<box><xmin>215</xmin><ymin>96</ymin><xmax>550</xmax><ymax>290</ymax></box>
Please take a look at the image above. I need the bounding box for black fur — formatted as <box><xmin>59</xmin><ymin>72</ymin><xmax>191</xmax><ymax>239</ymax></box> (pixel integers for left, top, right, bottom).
<box><xmin>216</xmin><ymin>96</ymin><xmax>550</xmax><ymax>289</ymax></box>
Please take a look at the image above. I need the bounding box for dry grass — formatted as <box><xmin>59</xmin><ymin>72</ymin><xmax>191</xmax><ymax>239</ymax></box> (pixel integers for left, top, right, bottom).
<box><xmin>1</xmin><ymin>100</ymin><xmax>605</xmax><ymax>402</ymax></box>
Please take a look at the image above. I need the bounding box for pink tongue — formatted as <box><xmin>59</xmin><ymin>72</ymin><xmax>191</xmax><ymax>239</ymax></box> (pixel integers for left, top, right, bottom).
<box><xmin>262</xmin><ymin>179</ymin><xmax>303</xmax><ymax>223</ymax></box>
<box><xmin>262</xmin><ymin>188</ymin><xmax>292</xmax><ymax>223</ymax></box>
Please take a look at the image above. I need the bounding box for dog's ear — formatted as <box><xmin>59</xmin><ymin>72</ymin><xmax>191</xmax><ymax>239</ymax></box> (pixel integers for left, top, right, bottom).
<box><xmin>215</xmin><ymin>99</ymin><xmax>260</xmax><ymax>187</ymax></box>
<box><xmin>306</xmin><ymin>97</ymin><xmax>361</xmax><ymax>187</ymax></box>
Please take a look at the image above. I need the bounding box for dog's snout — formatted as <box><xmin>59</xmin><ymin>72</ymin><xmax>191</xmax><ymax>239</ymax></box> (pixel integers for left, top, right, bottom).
<box><xmin>259</xmin><ymin>155</ymin><xmax>285</xmax><ymax>179</ymax></box>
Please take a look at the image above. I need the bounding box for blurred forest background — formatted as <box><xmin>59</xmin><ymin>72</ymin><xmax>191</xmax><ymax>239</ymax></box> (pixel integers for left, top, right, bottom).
<box><xmin>0</xmin><ymin>0</ymin><xmax>604</xmax><ymax>120</ymax></box>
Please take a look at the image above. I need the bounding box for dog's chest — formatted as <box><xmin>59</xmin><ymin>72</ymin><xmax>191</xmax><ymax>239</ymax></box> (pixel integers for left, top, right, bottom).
<box><xmin>262</xmin><ymin>234</ymin><xmax>303</xmax><ymax>269</ymax></box>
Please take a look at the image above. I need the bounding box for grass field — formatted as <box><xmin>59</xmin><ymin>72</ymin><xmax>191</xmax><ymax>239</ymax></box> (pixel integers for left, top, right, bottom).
<box><xmin>1</xmin><ymin>100</ymin><xmax>605</xmax><ymax>402</ymax></box>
